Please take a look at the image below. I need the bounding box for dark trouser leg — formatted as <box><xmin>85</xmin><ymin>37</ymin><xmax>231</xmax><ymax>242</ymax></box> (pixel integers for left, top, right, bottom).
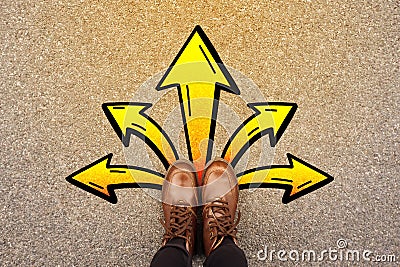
<box><xmin>203</xmin><ymin>237</ymin><xmax>248</xmax><ymax>267</ymax></box>
<box><xmin>150</xmin><ymin>238</ymin><xmax>192</xmax><ymax>267</ymax></box>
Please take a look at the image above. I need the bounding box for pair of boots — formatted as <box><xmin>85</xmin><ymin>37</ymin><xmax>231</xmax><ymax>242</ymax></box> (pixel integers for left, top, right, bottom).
<box><xmin>160</xmin><ymin>158</ymin><xmax>240</xmax><ymax>257</ymax></box>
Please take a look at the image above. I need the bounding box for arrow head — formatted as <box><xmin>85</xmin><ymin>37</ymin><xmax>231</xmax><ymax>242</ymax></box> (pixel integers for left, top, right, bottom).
<box><xmin>248</xmin><ymin>102</ymin><xmax>297</xmax><ymax>146</ymax></box>
<box><xmin>283</xmin><ymin>154</ymin><xmax>334</xmax><ymax>204</ymax></box>
<box><xmin>156</xmin><ymin>25</ymin><xmax>240</xmax><ymax>95</ymax></box>
<box><xmin>102</xmin><ymin>102</ymin><xmax>152</xmax><ymax>147</ymax></box>
<box><xmin>66</xmin><ymin>154</ymin><xmax>117</xmax><ymax>203</ymax></box>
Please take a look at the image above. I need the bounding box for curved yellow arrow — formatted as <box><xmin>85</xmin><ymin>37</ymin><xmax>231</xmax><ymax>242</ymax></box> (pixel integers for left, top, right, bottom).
<box><xmin>102</xmin><ymin>102</ymin><xmax>178</xmax><ymax>169</ymax></box>
<box><xmin>66</xmin><ymin>154</ymin><xmax>164</xmax><ymax>204</ymax></box>
<box><xmin>222</xmin><ymin>102</ymin><xmax>297</xmax><ymax>167</ymax></box>
<box><xmin>156</xmin><ymin>25</ymin><xmax>240</xmax><ymax>181</ymax></box>
<box><xmin>237</xmin><ymin>153</ymin><xmax>333</xmax><ymax>203</ymax></box>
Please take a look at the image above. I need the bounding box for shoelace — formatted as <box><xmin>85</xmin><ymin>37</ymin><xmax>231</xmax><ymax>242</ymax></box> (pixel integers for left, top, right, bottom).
<box><xmin>161</xmin><ymin>205</ymin><xmax>196</xmax><ymax>246</ymax></box>
<box><xmin>204</xmin><ymin>198</ymin><xmax>241</xmax><ymax>243</ymax></box>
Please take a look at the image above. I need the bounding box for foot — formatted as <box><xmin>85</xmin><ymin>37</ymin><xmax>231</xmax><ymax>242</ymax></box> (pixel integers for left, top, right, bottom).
<box><xmin>161</xmin><ymin>160</ymin><xmax>198</xmax><ymax>256</ymax></box>
<box><xmin>202</xmin><ymin>158</ymin><xmax>241</xmax><ymax>257</ymax></box>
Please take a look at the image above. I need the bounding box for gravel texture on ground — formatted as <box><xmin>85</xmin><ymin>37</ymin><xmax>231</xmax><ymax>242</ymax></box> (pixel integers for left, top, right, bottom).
<box><xmin>1</xmin><ymin>1</ymin><xmax>399</xmax><ymax>266</ymax></box>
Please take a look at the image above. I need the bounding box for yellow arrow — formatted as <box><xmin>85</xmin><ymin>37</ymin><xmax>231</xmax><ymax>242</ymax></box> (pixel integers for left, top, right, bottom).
<box><xmin>66</xmin><ymin>154</ymin><xmax>164</xmax><ymax>204</ymax></box>
<box><xmin>222</xmin><ymin>102</ymin><xmax>297</xmax><ymax>167</ymax></box>
<box><xmin>156</xmin><ymin>25</ymin><xmax>240</xmax><ymax>180</ymax></box>
<box><xmin>102</xmin><ymin>102</ymin><xmax>179</xmax><ymax>169</ymax></box>
<box><xmin>66</xmin><ymin>153</ymin><xmax>333</xmax><ymax>204</ymax></box>
<box><xmin>237</xmin><ymin>153</ymin><xmax>333</xmax><ymax>203</ymax></box>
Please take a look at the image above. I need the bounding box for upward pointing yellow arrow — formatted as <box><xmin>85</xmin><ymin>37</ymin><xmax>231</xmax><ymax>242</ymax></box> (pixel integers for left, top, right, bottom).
<box><xmin>156</xmin><ymin>25</ymin><xmax>240</xmax><ymax>181</ymax></box>
<box><xmin>222</xmin><ymin>102</ymin><xmax>297</xmax><ymax>167</ymax></box>
<box><xmin>102</xmin><ymin>102</ymin><xmax>178</xmax><ymax>169</ymax></box>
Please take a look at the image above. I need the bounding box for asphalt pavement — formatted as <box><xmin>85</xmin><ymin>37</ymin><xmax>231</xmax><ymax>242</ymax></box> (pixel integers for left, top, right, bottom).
<box><xmin>1</xmin><ymin>1</ymin><xmax>399</xmax><ymax>266</ymax></box>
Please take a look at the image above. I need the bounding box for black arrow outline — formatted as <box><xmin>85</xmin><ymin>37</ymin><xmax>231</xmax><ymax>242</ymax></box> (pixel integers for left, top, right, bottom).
<box><xmin>66</xmin><ymin>153</ymin><xmax>163</xmax><ymax>204</ymax></box>
<box><xmin>237</xmin><ymin>153</ymin><xmax>334</xmax><ymax>204</ymax></box>
<box><xmin>102</xmin><ymin>102</ymin><xmax>179</xmax><ymax>170</ymax></box>
<box><xmin>155</xmin><ymin>25</ymin><xmax>241</xmax><ymax>172</ymax></box>
<box><xmin>222</xmin><ymin>102</ymin><xmax>298</xmax><ymax>167</ymax></box>
<box><xmin>156</xmin><ymin>25</ymin><xmax>240</xmax><ymax>94</ymax></box>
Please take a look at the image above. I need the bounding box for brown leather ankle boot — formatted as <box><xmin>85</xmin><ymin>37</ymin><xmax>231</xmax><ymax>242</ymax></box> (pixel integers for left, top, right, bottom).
<box><xmin>202</xmin><ymin>158</ymin><xmax>241</xmax><ymax>257</ymax></box>
<box><xmin>161</xmin><ymin>160</ymin><xmax>198</xmax><ymax>256</ymax></box>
